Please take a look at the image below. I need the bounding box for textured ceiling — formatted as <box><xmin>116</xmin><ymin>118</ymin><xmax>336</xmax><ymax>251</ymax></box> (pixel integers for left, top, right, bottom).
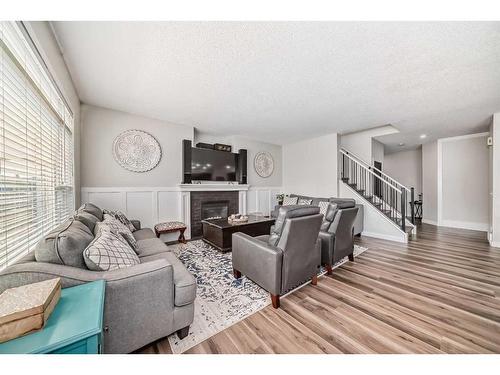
<box><xmin>52</xmin><ymin>22</ymin><xmax>500</xmax><ymax>146</ymax></box>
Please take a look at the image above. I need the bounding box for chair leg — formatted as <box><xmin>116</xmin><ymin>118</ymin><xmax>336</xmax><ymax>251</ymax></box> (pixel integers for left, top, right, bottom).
<box><xmin>311</xmin><ymin>274</ymin><xmax>318</xmax><ymax>285</ymax></box>
<box><xmin>325</xmin><ymin>264</ymin><xmax>333</xmax><ymax>275</ymax></box>
<box><xmin>233</xmin><ymin>268</ymin><xmax>241</xmax><ymax>279</ymax></box>
<box><xmin>348</xmin><ymin>253</ymin><xmax>355</xmax><ymax>262</ymax></box>
<box><xmin>271</xmin><ymin>294</ymin><xmax>280</xmax><ymax>308</ymax></box>
<box><xmin>176</xmin><ymin>326</ymin><xmax>190</xmax><ymax>339</ymax></box>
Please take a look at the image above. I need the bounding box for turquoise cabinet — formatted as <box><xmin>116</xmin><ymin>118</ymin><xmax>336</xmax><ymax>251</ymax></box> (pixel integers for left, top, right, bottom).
<box><xmin>0</xmin><ymin>280</ymin><xmax>105</xmax><ymax>354</ymax></box>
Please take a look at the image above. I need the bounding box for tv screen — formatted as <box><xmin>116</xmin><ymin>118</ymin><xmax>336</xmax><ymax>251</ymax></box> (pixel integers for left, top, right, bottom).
<box><xmin>191</xmin><ymin>148</ymin><xmax>237</xmax><ymax>181</ymax></box>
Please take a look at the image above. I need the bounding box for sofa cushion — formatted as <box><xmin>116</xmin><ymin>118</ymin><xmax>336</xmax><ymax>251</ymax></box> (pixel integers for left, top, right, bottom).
<box><xmin>34</xmin><ymin>219</ymin><xmax>93</xmax><ymax>269</ymax></box>
<box><xmin>74</xmin><ymin>211</ymin><xmax>100</xmax><ymax>232</ymax></box>
<box><xmin>136</xmin><ymin>238</ymin><xmax>170</xmax><ymax>257</ymax></box>
<box><xmin>79</xmin><ymin>202</ymin><xmax>103</xmax><ymax>220</ymax></box>
<box><xmin>133</xmin><ymin>228</ymin><xmax>157</xmax><ymax>241</ymax></box>
<box><xmin>140</xmin><ymin>252</ymin><xmax>196</xmax><ymax>307</ymax></box>
<box><xmin>83</xmin><ymin>228</ymin><xmax>140</xmax><ymax>271</ymax></box>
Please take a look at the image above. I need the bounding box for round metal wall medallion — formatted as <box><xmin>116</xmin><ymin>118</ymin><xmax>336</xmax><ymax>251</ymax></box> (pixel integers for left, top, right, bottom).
<box><xmin>112</xmin><ymin>130</ymin><xmax>162</xmax><ymax>173</ymax></box>
<box><xmin>254</xmin><ymin>151</ymin><xmax>274</xmax><ymax>178</ymax></box>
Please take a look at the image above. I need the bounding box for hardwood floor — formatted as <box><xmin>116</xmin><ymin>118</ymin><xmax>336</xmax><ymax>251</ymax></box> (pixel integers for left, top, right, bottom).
<box><xmin>139</xmin><ymin>223</ymin><xmax>500</xmax><ymax>354</ymax></box>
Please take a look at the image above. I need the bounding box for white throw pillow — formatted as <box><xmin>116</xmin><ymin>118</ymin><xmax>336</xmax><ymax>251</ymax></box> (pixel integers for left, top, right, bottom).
<box><xmin>100</xmin><ymin>215</ymin><xmax>138</xmax><ymax>251</ymax></box>
<box><xmin>114</xmin><ymin>210</ymin><xmax>137</xmax><ymax>232</ymax></box>
<box><xmin>282</xmin><ymin>196</ymin><xmax>298</xmax><ymax>206</ymax></box>
<box><xmin>298</xmin><ymin>198</ymin><xmax>313</xmax><ymax>205</ymax></box>
<box><xmin>84</xmin><ymin>228</ymin><xmax>140</xmax><ymax>271</ymax></box>
<box><xmin>318</xmin><ymin>201</ymin><xmax>329</xmax><ymax>215</ymax></box>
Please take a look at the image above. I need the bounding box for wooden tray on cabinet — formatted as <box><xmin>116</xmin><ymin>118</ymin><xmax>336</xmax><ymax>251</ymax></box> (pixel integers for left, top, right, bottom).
<box><xmin>0</xmin><ymin>278</ymin><xmax>61</xmax><ymax>343</ymax></box>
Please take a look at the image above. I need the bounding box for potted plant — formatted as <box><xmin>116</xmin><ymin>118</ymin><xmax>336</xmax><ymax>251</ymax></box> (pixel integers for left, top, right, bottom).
<box><xmin>276</xmin><ymin>193</ymin><xmax>285</xmax><ymax>206</ymax></box>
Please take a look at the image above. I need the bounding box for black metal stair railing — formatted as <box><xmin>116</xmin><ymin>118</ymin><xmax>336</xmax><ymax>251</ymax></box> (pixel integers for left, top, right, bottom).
<box><xmin>340</xmin><ymin>149</ymin><xmax>414</xmax><ymax>232</ymax></box>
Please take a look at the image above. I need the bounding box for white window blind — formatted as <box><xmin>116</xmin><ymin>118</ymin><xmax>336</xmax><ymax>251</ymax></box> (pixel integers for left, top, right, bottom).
<box><xmin>0</xmin><ymin>21</ymin><xmax>74</xmax><ymax>270</ymax></box>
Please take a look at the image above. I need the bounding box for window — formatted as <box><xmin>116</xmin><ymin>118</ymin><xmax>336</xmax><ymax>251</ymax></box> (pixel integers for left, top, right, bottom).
<box><xmin>0</xmin><ymin>22</ymin><xmax>74</xmax><ymax>270</ymax></box>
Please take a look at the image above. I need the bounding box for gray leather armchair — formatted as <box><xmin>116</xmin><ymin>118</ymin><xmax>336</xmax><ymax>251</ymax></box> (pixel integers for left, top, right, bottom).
<box><xmin>271</xmin><ymin>195</ymin><xmax>364</xmax><ymax>236</ymax></box>
<box><xmin>319</xmin><ymin>203</ymin><xmax>359</xmax><ymax>274</ymax></box>
<box><xmin>232</xmin><ymin>205</ymin><xmax>323</xmax><ymax>308</ymax></box>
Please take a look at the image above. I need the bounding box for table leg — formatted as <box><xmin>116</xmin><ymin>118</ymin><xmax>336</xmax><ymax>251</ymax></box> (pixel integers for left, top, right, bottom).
<box><xmin>178</xmin><ymin>228</ymin><xmax>187</xmax><ymax>244</ymax></box>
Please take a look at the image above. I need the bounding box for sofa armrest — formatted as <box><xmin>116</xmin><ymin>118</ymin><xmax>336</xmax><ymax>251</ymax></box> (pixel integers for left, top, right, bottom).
<box><xmin>130</xmin><ymin>219</ymin><xmax>141</xmax><ymax>230</ymax></box>
<box><xmin>232</xmin><ymin>232</ymin><xmax>283</xmax><ymax>295</ymax></box>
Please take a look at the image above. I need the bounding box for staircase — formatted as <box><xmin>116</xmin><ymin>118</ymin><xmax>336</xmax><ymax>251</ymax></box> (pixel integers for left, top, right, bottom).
<box><xmin>339</xmin><ymin>148</ymin><xmax>416</xmax><ymax>236</ymax></box>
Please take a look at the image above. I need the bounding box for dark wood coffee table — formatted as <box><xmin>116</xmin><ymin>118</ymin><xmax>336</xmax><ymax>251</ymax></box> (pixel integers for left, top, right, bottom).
<box><xmin>201</xmin><ymin>215</ymin><xmax>275</xmax><ymax>252</ymax></box>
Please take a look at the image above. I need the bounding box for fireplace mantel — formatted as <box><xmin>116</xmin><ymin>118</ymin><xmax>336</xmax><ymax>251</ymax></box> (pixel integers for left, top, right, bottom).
<box><xmin>178</xmin><ymin>184</ymin><xmax>250</xmax><ymax>192</ymax></box>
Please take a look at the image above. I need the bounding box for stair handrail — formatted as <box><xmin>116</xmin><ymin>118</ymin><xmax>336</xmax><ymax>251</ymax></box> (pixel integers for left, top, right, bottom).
<box><xmin>339</xmin><ymin>150</ymin><xmax>402</xmax><ymax>194</ymax></box>
<box><xmin>339</xmin><ymin>147</ymin><xmax>411</xmax><ymax>194</ymax></box>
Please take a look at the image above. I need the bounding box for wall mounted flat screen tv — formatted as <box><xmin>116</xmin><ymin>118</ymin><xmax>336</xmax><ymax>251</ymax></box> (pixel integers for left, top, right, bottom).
<box><xmin>191</xmin><ymin>148</ymin><xmax>238</xmax><ymax>181</ymax></box>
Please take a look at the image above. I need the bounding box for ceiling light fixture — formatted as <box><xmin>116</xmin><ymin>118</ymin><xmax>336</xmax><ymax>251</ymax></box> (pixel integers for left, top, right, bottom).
<box><xmin>399</xmin><ymin>143</ymin><xmax>405</xmax><ymax>147</ymax></box>
<box><xmin>420</xmin><ymin>134</ymin><xmax>427</xmax><ymax>139</ymax></box>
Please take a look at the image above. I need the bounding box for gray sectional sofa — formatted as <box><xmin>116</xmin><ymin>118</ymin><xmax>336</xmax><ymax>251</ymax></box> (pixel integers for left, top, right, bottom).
<box><xmin>271</xmin><ymin>194</ymin><xmax>364</xmax><ymax>236</ymax></box>
<box><xmin>0</xmin><ymin>203</ymin><xmax>196</xmax><ymax>354</ymax></box>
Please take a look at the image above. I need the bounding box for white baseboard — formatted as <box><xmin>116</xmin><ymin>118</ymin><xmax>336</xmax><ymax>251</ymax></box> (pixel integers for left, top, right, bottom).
<box><xmin>439</xmin><ymin>220</ymin><xmax>489</xmax><ymax>232</ymax></box>
<box><xmin>361</xmin><ymin>231</ymin><xmax>407</xmax><ymax>243</ymax></box>
<box><xmin>422</xmin><ymin>219</ymin><xmax>438</xmax><ymax>226</ymax></box>
<box><xmin>488</xmin><ymin>240</ymin><xmax>500</xmax><ymax>248</ymax></box>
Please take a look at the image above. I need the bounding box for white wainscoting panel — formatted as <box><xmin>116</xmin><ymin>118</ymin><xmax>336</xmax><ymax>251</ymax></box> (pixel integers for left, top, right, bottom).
<box><xmin>81</xmin><ymin>186</ymin><xmax>282</xmax><ymax>239</ymax></box>
<box><xmin>247</xmin><ymin>187</ymin><xmax>281</xmax><ymax>216</ymax></box>
<box><xmin>84</xmin><ymin>191</ymin><xmax>123</xmax><ymax>212</ymax></box>
<box><xmin>126</xmin><ymin>191</ymin><xmax>155</xmax><ymax>228</ymax></box>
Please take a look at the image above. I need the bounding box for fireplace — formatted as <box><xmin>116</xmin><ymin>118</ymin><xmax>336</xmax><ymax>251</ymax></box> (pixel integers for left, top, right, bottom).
<box><xmin>202</xmin><ymin>201</ymin><xmax>229</xmax><ymax>220</ymax></box>
<box><xmin>190</xmin><ymin>191</ymin><xmax>239</xmax><ymax>238</ymax></box>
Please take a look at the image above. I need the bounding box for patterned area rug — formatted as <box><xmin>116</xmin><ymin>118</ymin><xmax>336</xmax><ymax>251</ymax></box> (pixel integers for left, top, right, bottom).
<box><xmin>167</xmin><ymin>240</ymin><xmax>368</xmax><ymax>354</ymax></box>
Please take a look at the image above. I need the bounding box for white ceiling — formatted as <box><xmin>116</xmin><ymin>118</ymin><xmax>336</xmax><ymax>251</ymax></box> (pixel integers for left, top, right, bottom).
<box><xmin>52</xmin><ymin>22</ymin><xmax>500</xmax><ymax>146</ymax></box>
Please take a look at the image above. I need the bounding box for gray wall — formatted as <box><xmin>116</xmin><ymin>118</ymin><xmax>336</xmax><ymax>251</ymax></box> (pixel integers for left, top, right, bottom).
<box><xmin>422</xmin><ymin>141</ymin><xmax>438</xmax><ymax>223</ymax></box>
<box><xmin>194</xmin><ymin>131</ymin><xmax>282</xmax><ymax>187</ymax></box>
<box><xmin>80</xmin><ymin>105</ymin><xmax>283</xmax><ymax>188</ymax></box>
<box><xmin>282</xmin><ymin>133</ymin><xmax>338</xmax><ymax>197</ymax></box>
<box><xmin>372</xmin><ymin>139</ymin><xmax>385</xmax><ymax>166</ymax></box>
<box><xmin>26</xmin><ymin>22</ymin><xmax>81</xmax><ymax>205</ymax></box>
<box><xmin>81</xmin><ymin>104</ymin><xmax>194</xmax><ymax>187</ymax></box>
<box><xmin>440</xmin><ymin>134</ymin><xmax>489</xmax><ymax>230</ymax></box>
<box><xmin>340</xmin><ymin>125</ymin><xmax>398</xmax><ymax>165</ymax></box>
<box><xmin>384</xmin><ymin>148</ymin><xmax>423</xmax><ymax>196</ymax></box>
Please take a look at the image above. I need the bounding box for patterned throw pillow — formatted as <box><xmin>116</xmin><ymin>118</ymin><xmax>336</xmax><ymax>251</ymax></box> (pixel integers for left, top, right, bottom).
<box><xmin>83</xmin><ymin>228</ymin><xmax>140</xmax><ymax>271</ymax></box>
<box><xmin>318</xmin><ymin>201</ymin><xmax>329</xmax><ymax>215</ymax></box>
<box><xmin>298</xmin><ymin>198</ymin><xmax>313</xmax><ymax>205</ymax></box>
<box><xmin>113</xmin><ymin>210</ymin><xmax>137</xmax><ymax>233</ymax></box>
<box><xmin>100</xmin><ymin>215</ymin><xmax>138</xmax><ymax>251</ymax></box>
<box><xmin>282</xmin><ymin>196</ymin><xmax>298</xmax><ymax>206</ymax></box>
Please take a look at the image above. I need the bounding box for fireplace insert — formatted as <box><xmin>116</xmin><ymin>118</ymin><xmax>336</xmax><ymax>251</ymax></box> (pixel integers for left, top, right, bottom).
<box><xmin>201</xmin><ymin>200</ymin><xmax>229</xmax><ymax>221</ymax></box>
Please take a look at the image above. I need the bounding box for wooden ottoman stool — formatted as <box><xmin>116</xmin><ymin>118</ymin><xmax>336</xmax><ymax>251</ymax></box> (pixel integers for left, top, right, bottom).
<box><xmin>154</xmin><ymin>221</ymin><xmax>187</xmax><ymax>243</ymax></box>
